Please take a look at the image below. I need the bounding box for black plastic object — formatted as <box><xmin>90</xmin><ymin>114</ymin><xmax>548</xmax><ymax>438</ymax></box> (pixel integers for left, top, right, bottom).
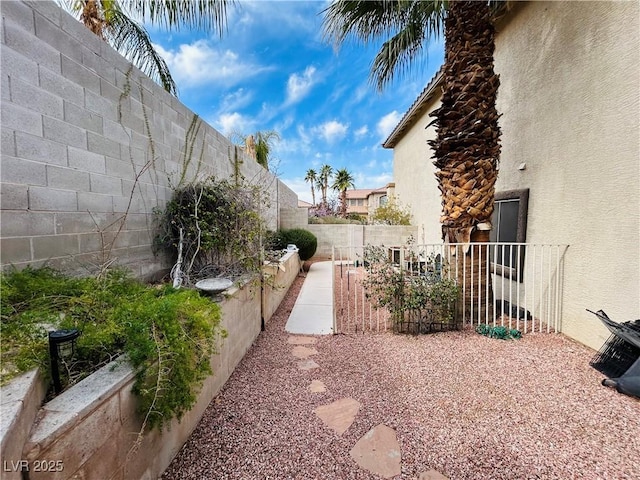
<box><xmin>588</xmin><ymin>309</ymin><xmax>640</xmax><ymax>399</ymax></box>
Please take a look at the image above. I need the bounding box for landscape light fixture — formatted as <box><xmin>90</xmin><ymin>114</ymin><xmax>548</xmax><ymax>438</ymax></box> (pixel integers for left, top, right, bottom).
<box><xmin>49</xmin><ymin>329</ymin><xmax>80</xmax><ymax>394</ymax></box>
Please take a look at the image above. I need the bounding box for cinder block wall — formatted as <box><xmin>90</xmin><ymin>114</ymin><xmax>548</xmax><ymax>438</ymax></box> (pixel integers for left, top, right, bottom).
<box><xmin>0</xmin><ymin>0</ymin><xmax>297</xmax><ymax>278</ymax></box>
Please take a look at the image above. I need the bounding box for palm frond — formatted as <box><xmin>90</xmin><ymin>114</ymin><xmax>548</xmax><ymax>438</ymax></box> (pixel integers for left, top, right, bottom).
<box><xmin>107</xmin><ymin>6</ymin><xmax>177</xmax><ymax>95</ymax></box>
<box><xmin>120</xmin><ymin>0</ymin><xmax>233</xmax><ymax>35</ymax></box>
<box><xmin>323</xmin><ymin>0</ymin><xmax>446</xmax><ymax>90</ymax></box>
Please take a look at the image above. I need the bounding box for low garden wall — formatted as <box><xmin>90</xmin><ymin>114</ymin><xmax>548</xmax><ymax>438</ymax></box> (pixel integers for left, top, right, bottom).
<box><xmin>1</xmin><ymin>253</ymin><xmax>300</xmax><ymax>480</ymax></box>
<box><xmin>261</xmin><ymin>251</ymin><xmax>301</xmax><ymax>325</ymax></box>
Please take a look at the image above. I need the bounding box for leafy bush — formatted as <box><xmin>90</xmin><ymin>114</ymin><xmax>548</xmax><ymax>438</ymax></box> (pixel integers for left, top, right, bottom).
<box><xmin>370</xmin><ymin>196</ymin><xmax>412</xmax><ymax>225</ymax></box>
<box><xmin>155</xmin><ymin>177</ymin><xmax>264</xmax><ymax>284</ymax></box>
<box><xmin>0</xmin><ymin>267</ymin><xmax>224</xmax><ymax>431</ymax></box>
<box><xmin>273</xmin><ymin>228</ymin><xmax>318</xmax><ymax>260</ymax></box>
<box><xmin>360</xmin><ymin>245</ymin><xmax>460</xmax><ymax>331</ymax></box>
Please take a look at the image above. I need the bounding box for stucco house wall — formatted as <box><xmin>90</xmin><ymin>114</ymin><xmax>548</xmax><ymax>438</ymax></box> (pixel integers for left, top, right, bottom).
<box><xmin>387</xmin><ymin>1</ymin><xmax>639</xmax><ymax>350</ymax></box>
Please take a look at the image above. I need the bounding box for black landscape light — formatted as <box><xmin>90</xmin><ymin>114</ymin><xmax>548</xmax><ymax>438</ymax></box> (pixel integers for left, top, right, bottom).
<box><xmin>49</xmin><ymin>329</ymin><xmax>80</xmax><ymax>394</ymax></box>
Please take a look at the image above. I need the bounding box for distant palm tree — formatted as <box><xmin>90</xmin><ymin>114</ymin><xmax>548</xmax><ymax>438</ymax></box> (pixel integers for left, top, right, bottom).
<box><xmin>323</xmin><ymin>0</ymin><xmax>504</xmax><ymax>320</ymax></box>
<box><xmin>253</xmin><ymin>131</ymin><xmax>280</xmax><ymax>170</ymax></box>
<box><xmin>317</xmin><ymin>164</ymin><xmax>334</xmax><ymax>207</ymax></box>
<box><xmin>331</xmin><ymin>168</ymin><xmax>355</xmax><ymax>217</ymax></box>
<box><xmin>304</xmin><ymin>169</ymin><xmax>318</xmax><ymax>206</ymax></box>
<box><xmin>61</xmin><ymin>0</ymin><xmax>232</xmax><ymax>96</ymax></box>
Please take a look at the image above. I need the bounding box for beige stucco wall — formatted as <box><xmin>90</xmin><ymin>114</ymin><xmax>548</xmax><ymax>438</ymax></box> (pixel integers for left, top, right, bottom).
<box><xmin>390</xmin><ymin>1</ymin><xmax>640</xmax><ymax>350</ymax></box>
<box><xmin>392</xmin><ymin>95</ymin><xmax>443</xmax><ymax>245</ymax></box>
<box><xmin>494</xmin><ymin>1</ymin><xmax>639</xmax><ymax>349</ymax></box>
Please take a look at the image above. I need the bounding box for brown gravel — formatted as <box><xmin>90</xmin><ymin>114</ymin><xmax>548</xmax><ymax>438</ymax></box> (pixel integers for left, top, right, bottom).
<box><xmin>162</xmin><ymin>271</ymin><xmax>640</xmax><ymax>480</ymax></box>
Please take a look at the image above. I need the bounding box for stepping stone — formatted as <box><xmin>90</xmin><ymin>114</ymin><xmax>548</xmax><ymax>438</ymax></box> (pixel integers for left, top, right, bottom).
<box><xmin>350</xmin><ymin>424</ymin><xmax>401</xmax><ymax>479</ymax></box>
<box><xmin>418</xmin><ymin>470</ymin><xmax>450</xmax><ymax>480</ymax></box>
<box><xmin>297</xmin><ymin>359</ymin><xmax>320</xmax><ymax>371</ymax></box>
<box><xmin>288</xmin><ymin>336</ymin><xmax>317</xmax><ymax>345</ymax></box>
<box><xmin>314</xmin><ymin>397</ymin><xmax>360</xmax><ymax>435</ymax></box>
<box><xmin>309</xmin><ymin>380</ymin><xmax>326</xmax><ymax>393</ymax></box>
<box><xmin>292</xmin><ymin>346</ymin><xmax>318</xmax><ymax>359</ymax></box>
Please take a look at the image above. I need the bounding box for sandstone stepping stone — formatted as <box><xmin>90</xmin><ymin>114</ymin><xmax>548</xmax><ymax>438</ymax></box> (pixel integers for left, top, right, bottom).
<box><xmin>297</xmin><ymin>359</ymin><xmax>320</xmax><ymax>371</ymax></box>
<box><xmin>350</xmin><ymin>424</ymin><xmax>401</xmax><ymax>479</ymax></box>
<box><xmin>288</xmin><ymin>336</ymin><xmax>317</xmax><ymax>345</ymax></box>
<box><xmin>309</xmin><ymin>380</ymin><xmax>326</xmax><ymax>393</ymax></box>
<box><xmin>292</xmin><ymin>346</ymin><xmax>318</xmax><ymax>359</ymax></box>
<box><xmin>418</xmin><ymin>470</ymin><xmax>450</xmax><ymax>480</ymax></box>
<box><xmin>314</xmin><ymin>397</ymin><xmax>360</xmax><ymax>435</ymax></box>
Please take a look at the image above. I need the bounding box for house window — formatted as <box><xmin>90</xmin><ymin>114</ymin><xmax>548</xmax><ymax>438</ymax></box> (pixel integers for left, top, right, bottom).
<box><xmin>379</xmin><ymin>195</ymin><xmax>388</xmax><ymax>206</ymax></box>
<box><xmin>489</xmin><ymin>189</ymin><xmax>529</xmax><ymax>281</ymax></box>
<box><xmin>357</xmin><ymin>199</ymin><xmax>364</xmax><ymax>206</ymax></box>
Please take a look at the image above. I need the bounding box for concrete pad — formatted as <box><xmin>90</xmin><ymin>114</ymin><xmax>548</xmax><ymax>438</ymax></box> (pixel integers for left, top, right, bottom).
<box><xmin>295</xmin><ymin>286</ymin><xmax>332</xmax><ymax>305</ymax></box>
<box><xmin>297</xmin><ymin>359</ymin><xmax>320</xmax><ymax>371</ymax></box>
<box><xmin>418</xmin><ymin>470</ymin><xmax>450</xmax><ymax>480</ymax></box>
<box><xmin>285</xmin><ymin>261</ymin><xmax>334</xmax><ymax>335</ymax></box>
<box><xmin>287</xmin><ymin>336</ymin><xmax>317</xmax><ymax>345</ymax></box>
<box><xmin>314</xmin><ymin>397</ymin><xmax>361</xmax><ymax>435</ymax></box>
<box><xmin>291</xmin><ymin>346</ymin><xmax>318</xmax><ymax>359</ymax></box>
<box><xmin>286</xmin><ymin>304</ymin><xmax>333</xmax><ymax>335</ymax></box>
<box><xmin>350</xmin><ymin>424</ymin><xmax>401</xmax><ymax>479</ymax></box>
<box><xmin>309</xmin><ymin>380</ymin><xmax>326</xmax><ymax>393</ymax></box>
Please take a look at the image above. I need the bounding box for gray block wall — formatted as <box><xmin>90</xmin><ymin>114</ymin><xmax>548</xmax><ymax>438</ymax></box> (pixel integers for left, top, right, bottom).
<box><xmin>0</xmin><ymin>0</ymin><xmax>297</xmax><ymax>278</ymax></box>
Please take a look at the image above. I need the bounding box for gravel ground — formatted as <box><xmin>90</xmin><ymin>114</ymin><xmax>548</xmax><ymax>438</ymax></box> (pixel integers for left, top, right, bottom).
<box><xmin>163</xmin><ymin>271</ymin><xmax>640</xmax><ymax>480</ymax></box>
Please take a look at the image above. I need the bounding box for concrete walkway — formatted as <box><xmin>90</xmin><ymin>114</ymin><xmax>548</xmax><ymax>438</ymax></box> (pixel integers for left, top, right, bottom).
<box><xmin>285</xmin><ymin>261</ymin><xmax>334</xmax><ymax>335</ymax></box>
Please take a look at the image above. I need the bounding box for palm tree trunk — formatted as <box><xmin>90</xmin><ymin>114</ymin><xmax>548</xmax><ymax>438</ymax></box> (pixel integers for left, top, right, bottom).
<box><xmin>429</xmin><ymin>0</ymin><xmax>501</xmax><ymax>322</ymax></box>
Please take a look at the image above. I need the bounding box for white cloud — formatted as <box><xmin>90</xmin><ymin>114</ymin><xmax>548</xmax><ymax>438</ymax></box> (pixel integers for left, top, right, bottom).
<box><xmin>285</xmin><ymin>66</ymin><xmax>317</xmax><ymax>105</ymax></box>
<box><xmin>215</xmin><ymin>112</ymin><xmax>255</xmax><ymax>136</ymax></box>
<box><xmin>377</xmin><ymin>111</ymin><xmax>402</xmax><ymax>141</ymax></box>
<box><xmin>355</xmin><ymin>125</ymin><xmax>369</xmax><ymax>139</ymax></box>
<box><xmin>312</xmin><ymin>120</ymin><xmax>348</xmax><ymax>144</ymax></box>
<box><xmin>154</xmin><ymin>40</ymin><xmax>268</xmax><ymax>87</ymax></box>
<box><xmin>220</xmin><ymin>88</ymin><xmax>254</xmax><ymax>112</ymax></box>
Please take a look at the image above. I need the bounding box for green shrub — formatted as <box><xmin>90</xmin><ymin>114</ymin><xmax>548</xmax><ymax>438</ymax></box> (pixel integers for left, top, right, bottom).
<box><xmin>274</xmin><ymin>228</ymin><xmax>318</xmax><ymax>260</ymax></box>
<box><xmin>0</xmin><ymin>267</ymin><xmax>224</xmax><ymax>431</ymax></box>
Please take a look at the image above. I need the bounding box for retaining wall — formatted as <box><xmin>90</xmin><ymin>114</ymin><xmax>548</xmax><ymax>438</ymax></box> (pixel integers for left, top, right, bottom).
<box><xmin>1</xmin><ymin>280</ymin><xmax>259</xmax><ymax>479</ymax></box>
<box><xmin>0</xmin><ymin>0</ymin><xmax>298</xmax><ymax>278</ymax></box>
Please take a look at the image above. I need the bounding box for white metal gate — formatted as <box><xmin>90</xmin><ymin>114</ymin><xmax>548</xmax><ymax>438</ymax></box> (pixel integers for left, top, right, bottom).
<box><xmin>332</xmin><ymin>243</ymin><xmax>569</xmax><ymax>335</ymax></box>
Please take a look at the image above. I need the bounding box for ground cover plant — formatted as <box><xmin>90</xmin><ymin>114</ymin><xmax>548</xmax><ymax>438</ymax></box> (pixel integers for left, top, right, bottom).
<box><xmin>0</xmin><ymin>266</ymin><xmax>225</xmax><ymax>430</ymax></box>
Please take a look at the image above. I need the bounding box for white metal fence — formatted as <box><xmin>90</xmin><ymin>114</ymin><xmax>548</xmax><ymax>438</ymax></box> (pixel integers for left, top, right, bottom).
<box><xmin>332</xmin><ymin>243</ymin><xmax>569</xmax><ymax>334</ymax></box>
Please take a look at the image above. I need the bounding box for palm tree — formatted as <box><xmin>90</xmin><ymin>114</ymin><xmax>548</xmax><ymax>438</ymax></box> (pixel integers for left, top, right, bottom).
<box><xmin>253</xmin><ymin>130</ymin><xmax>280</xmax><ymax>170</ymax></box>
<box><xmin>304</xmin><ymin>169</ymin><xmax>318</xmax><ymax>206</ymax></box>
<box><xmin>331</xmin><ymin>168</ymin><xmax>355</xmax><ymax>217</ymax></box>
<box><xmin>323</xmin><ymin>0</ymin><xmax>504</xmax><ymax>320</ymax></box>
<box><xmin>61</xmin><ymin>1</ymin><xmax>232</xmax><ymax>96</ymax></box>
<box><xmin>317</xmin><ymin>164</ymin><xmax>333</xmax><ymax>207</ymax></box>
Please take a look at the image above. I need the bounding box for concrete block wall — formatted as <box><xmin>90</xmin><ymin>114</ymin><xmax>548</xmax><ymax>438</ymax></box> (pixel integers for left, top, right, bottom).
<box><xmin>306</xmin><ymin>224</ymin><xmax>418</xmax><ymax>259</ymax></box>
<box><xmin>0</xmin><ymin>0</ymin><xmax>297</xmax><ymax>278</ymax></box>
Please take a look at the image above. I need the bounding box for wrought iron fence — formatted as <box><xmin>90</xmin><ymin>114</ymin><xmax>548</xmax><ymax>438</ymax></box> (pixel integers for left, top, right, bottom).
<box><xmin>332</xmin><ymin>243</ymin><xmax>569</xmax><ymax>335</ymax></box>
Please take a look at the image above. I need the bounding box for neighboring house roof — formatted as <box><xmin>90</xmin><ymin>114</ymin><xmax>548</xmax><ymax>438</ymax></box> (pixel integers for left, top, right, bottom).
<box><xmin>298</xmin><ymin>199</ymin><xmax>312</xmax><ymax>208</ymax></box>
<box><xmin>345</xmin><ymin>185</ymin><xmax>392</xmax><ymax>200</ymax></box>
<box><xmin>382</xmin><ymin>69</ymin><xmax>443</xmax><ymax>149</ymax></box>
<box><xmin>345</xmin><ymin>189</ymin><xmax>375</xmax><ymax>199</ymax></box>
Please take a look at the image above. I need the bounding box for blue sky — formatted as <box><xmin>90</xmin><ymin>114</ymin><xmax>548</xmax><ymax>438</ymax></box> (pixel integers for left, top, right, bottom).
<box><xmin>147</xmin><ymin>1</ymin><xmax>444</xmax><ymax>203</ymax></box>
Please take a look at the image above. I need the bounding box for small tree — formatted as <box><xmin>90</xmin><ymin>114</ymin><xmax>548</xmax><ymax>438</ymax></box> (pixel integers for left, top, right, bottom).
<box><xmin>370</xmin><ymin>196</ymin><xmax>412</xmax><ymax>225</ymax></box>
